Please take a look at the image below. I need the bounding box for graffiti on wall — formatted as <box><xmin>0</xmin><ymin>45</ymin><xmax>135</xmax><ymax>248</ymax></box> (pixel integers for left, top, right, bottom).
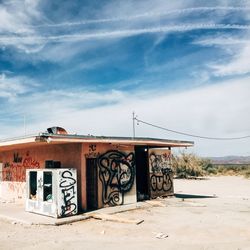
<box><xmin>149</xmin><ymin>151</ymin><xmax>173</xmax><ymax>195</ymax></box>
<box><xmin>59</xmin><ymin>170</ymin><xmax>77</xmax><ymax>217</ymax></box>
<box><xmin>150</xmin><ymin>168</ymin><xmax>173</xmax><ymax>192</ymax></box>
<box><xmin>149</xmin><ymin>152</ymin><xmax>171</xmax><ymax>174</ymax></box>
<box><xmin>85</xmin><ymin>144</ymin><xmax>100</xmax><ymax>158</ymax></box>
<box><xmin>2</xmin><ymin>151</ymin><xmax>40</xmax><ymax>182</ymax></box>
<box><xmin>7</xmin><ymin>182</ymin><xmax>26</xmax><ymax>198</ymax></box>
<box><xmin>98</xmin><ymin>150</ymin><xmax>135</xmax><ymax>206</ymax></box>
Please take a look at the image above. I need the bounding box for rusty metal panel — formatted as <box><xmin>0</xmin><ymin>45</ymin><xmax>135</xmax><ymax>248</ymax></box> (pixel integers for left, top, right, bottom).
<box><xmin>148</xmin><ymin>149</ymin><xmax>174</xmax><ymax>199</ymax></box>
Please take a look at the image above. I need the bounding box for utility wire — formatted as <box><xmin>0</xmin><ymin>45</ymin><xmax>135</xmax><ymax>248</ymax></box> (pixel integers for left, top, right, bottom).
<box><xmin>135</xmin><ymin>117</ymin><xmax>250</xmax><ymax>140</ymax></box>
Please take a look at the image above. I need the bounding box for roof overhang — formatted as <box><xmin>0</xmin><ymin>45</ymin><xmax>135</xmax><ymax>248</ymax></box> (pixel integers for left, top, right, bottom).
<box><xmin>0</xmin><ymin>133</ymin><xmax>194</xmax><ymax>152</ymax></box>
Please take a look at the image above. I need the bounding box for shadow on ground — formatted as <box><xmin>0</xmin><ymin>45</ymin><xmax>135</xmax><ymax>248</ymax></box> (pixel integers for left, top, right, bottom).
<box><xmin>174</xmin><ymin>193</ymin><xmax>217</xmax><ymax>199</ymax></box>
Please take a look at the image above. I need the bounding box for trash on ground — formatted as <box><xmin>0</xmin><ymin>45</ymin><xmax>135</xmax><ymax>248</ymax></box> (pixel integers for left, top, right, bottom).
<box><xmin>153</xmin><ymin>232</ymin><xmax>169</xmax><ymax>239</ymax></box>
<box><xmin>91</xmin><ymin>213</ymin><xmax>144</xmax><ymax>225</ymax></box>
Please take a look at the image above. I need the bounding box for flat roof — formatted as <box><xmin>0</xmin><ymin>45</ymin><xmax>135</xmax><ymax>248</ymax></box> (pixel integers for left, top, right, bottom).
<box><xmin>0</xmin><ymin>133</ymin><xmax>194</xmax><ymax>151</ymax></box>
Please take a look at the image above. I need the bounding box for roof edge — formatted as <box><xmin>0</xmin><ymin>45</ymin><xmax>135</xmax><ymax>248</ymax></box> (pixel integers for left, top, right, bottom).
<box><xmin>0</xmin><ymin>133</ymin><xmax>194</xmax><ymax>148</ymax></box>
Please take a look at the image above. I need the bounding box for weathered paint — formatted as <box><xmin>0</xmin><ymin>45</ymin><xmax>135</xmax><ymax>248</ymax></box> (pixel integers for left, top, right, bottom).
<box><xmin>0</xmin><ymin>141</ymin><xmax>175</xmax><ymax>212</ymax></box>
<box><xmin>98</xmin><ymin>150</ymin><xmax>135</xmax><ymax>206</ymax></box>
<box><xmin>0</xmin><ymin>142</ymin><xmax>137</xmax><ymax>211</ymax></box>
<box><xmin>0</xmin><ymin>181</ymin><xmax>26</xmax><ymax>202</ymax></box>
<box><xmin>58</xmin><ymin>169</ymin><xmax>78</xmax><ymax>217</ymax></box>
<box><xmin>82</xmin><ymin>143</ymin><xmax>137</xmax><ymax>210</ymax></box>
<box><xmin>26</xmin><ymin>168</ymin><xmax>77</xmax><ymax>218</ymax></box>
<box><xmin>0</xmin><ymin>133</ymin><xmax>193</xmax><ymax>212</ymax></box>
<box><xmin>148</xmin><ymin>148</ymin><xmax>174</xmax><ymax>198</ymax></box>
<box><xmin>0</xmin><ymin>143</ymin><xmax>82</xmax><ymax>202</ymax></box>
<box><xmin>2</xmin><ymin>151</ymin><xmax>40</xmax><ymax>182</ymax></box>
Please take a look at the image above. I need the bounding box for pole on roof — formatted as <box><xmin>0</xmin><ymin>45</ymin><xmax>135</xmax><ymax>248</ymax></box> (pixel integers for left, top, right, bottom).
<box><xmin>132</xmin><ymin>112</ymin><xmax>136</xmax><ymax>139</ymax></box>
<box><xmin>23</xmin><ymin>114</ymin><xmax>26</xmax><ymax>135</ymax></box>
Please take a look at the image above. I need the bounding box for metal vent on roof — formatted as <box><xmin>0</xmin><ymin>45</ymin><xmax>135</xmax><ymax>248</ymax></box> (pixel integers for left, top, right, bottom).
<box><xmin>47</xmin><ymin>127</ymin><xmax>68</xmax><ymax>135</ymax></box>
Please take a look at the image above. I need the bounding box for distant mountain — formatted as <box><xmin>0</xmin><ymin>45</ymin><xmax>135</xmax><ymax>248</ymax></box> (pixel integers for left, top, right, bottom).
<box><xmin>205</xmin><ymin>156</ymin><xmax>250</xmax><ymax>164</ymax></box>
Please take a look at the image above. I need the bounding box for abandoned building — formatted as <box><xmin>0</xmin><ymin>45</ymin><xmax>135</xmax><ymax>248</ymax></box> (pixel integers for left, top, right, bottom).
<box><xmin>0</xmin><ymin>127</ymin><xmax>193</xmax><ymax>217</ymax></box>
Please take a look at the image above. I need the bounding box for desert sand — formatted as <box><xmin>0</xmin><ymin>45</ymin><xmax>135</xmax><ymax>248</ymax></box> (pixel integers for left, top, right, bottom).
<box><xmin>0</xmin><ymin>176</ymin><xmax>250</xmax><ymax>250</ymax></box>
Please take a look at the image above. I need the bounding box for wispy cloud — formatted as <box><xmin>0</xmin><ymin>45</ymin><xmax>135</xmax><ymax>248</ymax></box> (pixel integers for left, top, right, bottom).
<box><xmin>1</xmin><ymin>24</ymin><xmax>250</xmax><ymax>45</ymax></box>
<box><xmin>194</xmin><ymin>36</ymin><xmax>250</xmax><ymax>46</ymax></box>
<box><xmin>210</xmin><ymin>45</ymin><xmax>250</xmax><ymax>76</ymax></box>
<box><xmin>0</xmin><ymin>73</ymin><xmax>39</xmax><ymax>100</ymax></box>
<box><xmin>2</xmin><ymin>76</ymin><xmax>249</xmax><ymax>156</ymax></box>
<box><xmin>194</xmin><ymin>33</ymin><xmax>250</xmax><ymax>76</ymax></box>
<box><xmin>1</xmin><ymin>0</ymin><xmax>250</xmax><ymax>156</ymax></box>
<box><xmin>1</xmin><ymin>87</ymin><xmax>128</xmax><ymax>119</ymax></box>
<box><xmin>0</xmin><ymin>0</ymin><xmax>47</xmax><ymax>52</ymax></box>
<box><xmin>1</xmin><ymin>1</ymin><xmax>250</xmax><ymax>54</ymax></box>
<box><xmin>28</xmin><ymin>6</ymin><xmax>250</xmax><ymax>28</ymax></box>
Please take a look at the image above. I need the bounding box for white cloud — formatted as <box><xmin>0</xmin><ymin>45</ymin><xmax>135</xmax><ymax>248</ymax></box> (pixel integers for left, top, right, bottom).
<box><xmin>0</xmin><ymin>73</ymin><xmax>39</xmax><ymax>99</ymax></box>
<box><xmin>58</xmin><ymin>78</ymin><xmax>250</xmax><ymax>157</ymax></box>
<box><xmin>1</xmin><ymin>88</ymin><xmax>127</xmax><ymax>119</ymax></box>
<box><xmin>194</xmin><ymin>34</ymin><xmax>250</xmax><ymax>76</ymax></box>
<box><xmin>0</xmin><ymin>0</ymin><xmax>46</xmax><ymax>53</ymax></box>
<box><xmin>1</xmin><ymin>1</ymin><xmax>250</xmax><ymax>55</ymax></box>
<box><xmin>194</xmin><ymin>36</ymin><xmax>249</xmax><ymax>46</ymax></box>
<box><xmin>1</xmin><ymin>0</ymin><xmax>250</xmax><ymax>157</ymax></box>
<box><xmin>1</xmin><ymin>76</ymin><xmax>249</xmax><ymax>156</ymax></box>
<box><xmin>211</xmin><ymin>45</ymin><xmax>250</xmax><ymax>76</ymax></box>
<box><xmin>31</xmin><ymin>6</ymin><xmax>250</xmax><ymax>28</ymax></box>
<box><xmin>2</xmin><ymin>23</ymin><xmax>250</xmax><ymax>46</ymax></box>
<box><xmin>0</xmin><ymin>5</ymin><xmax>31</xmax><ymax>34</ymax></box>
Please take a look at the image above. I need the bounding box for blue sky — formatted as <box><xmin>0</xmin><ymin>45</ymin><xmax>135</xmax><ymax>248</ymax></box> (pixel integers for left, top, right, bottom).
<box><xmin>0</xmin><ymin>0</ymin><xmax>250</xmax><ymax>156</ymax></box>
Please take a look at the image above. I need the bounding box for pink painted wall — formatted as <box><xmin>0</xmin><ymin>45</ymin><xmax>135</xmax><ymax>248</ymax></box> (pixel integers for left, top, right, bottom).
<box><xmin>0</xmin><ymin>142</ymin><xmax>174</xmax><ymax>209</ymax></box>
<box><xmin>0</xmin><ymin>143</ymin><xmax>82</xmax><ymax>203</ymax></box>
<box><xmin>0</xmin><ymin>142</ymin><xmax>137</xmax><ymax>211</ymax></box>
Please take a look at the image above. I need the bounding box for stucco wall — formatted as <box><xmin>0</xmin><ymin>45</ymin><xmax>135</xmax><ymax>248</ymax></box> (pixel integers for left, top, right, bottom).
<box><xmin>0</xmin><ymin>142</ymin><xmax>137</xmax><ymax>210</ymax></box>
<box><xmin>0</xmin><ymin>143</ymin><xmax>82</xmax><ymax>202</ymax></box>
<box><xmin>82</xmin><ymin>143</ymin><xmax>137</xmax><ymax>210</ymax></box>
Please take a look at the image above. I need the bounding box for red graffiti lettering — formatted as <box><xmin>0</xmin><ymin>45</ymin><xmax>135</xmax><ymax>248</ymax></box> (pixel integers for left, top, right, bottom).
<box><xmin>2</xmin><ymin>152</ymin><xmax>41</xmax><ymax>182</ymax></box>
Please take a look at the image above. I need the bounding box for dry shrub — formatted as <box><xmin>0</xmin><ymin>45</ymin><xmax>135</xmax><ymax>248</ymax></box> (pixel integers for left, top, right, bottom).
<box><xmin>215</xmin><ymin>165</ymin><xmax>250</xmax><ymax>177</ymax></box>
<box><xmin>244</xmin><ymin>169</ymin><xmax>250</xmax><ymax>179</ymax></box>
<box><xmin>172</xmin><ymin>152</ymin><xmax>206</xmax><ymax>178</ymax></box>
<box><xmin>172</xmin><ymin>152</ymin><xmax>250</xmax><ymax>179</ymax></box>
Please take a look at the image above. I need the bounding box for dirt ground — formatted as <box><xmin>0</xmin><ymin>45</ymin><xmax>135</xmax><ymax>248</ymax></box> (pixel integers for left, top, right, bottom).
<box><xmin>1</xmin><ymin>176</ymin><xmax>250</xmax><ymax>250</ymax></box>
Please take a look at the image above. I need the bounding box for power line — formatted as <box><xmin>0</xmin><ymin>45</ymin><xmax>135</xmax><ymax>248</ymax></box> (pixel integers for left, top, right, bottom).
<box><xmin>135</xmin><ymin>117</ymin><xmax>250</xmax><ymax>140</ymax></box>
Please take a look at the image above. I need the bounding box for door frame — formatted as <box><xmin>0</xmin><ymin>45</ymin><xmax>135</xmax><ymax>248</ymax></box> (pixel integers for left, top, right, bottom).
<box><xmin>135</xmin><ymin>145</ymin><xmax>150</xmax><ymax>201</ymax></box>
<box><xmin>86</xmin><ymin>158</ymin><xmax>98</xmax><ymax>211</ymax></box>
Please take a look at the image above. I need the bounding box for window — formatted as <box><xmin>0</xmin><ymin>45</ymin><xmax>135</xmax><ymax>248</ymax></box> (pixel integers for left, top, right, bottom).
<box><xmin>29</xmin><ymin>171</ymin><xmax>37</xmax><ymax>200</ymax></box>
<box><xmin>43</xmin><ymin>172</ymin><xmax>52</xmax><ymax>202</ymax></box>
